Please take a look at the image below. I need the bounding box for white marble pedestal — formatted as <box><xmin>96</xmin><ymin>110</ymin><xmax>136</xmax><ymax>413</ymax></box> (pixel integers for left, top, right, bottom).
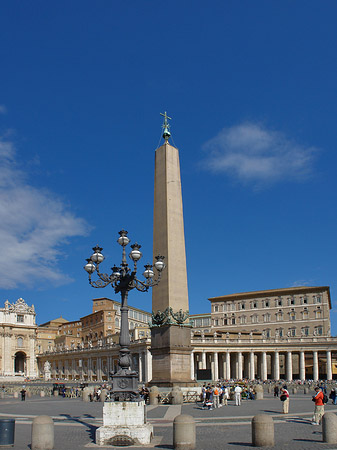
<box><xmin>95</xmin><ymin>400</ymin><xmax>153</xmax><ymax>446</ymax></box>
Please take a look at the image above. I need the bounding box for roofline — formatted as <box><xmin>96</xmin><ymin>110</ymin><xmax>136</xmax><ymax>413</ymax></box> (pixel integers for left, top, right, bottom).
<box><xmin>209</xmin><ymin>286</ymin><xmax>331</xmax><ymax>309</ymax></box>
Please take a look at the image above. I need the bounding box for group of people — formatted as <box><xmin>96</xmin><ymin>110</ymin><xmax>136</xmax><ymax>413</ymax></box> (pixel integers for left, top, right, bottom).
<box><xmin>201</xmin><ymin>384</ymin><xmax>255</xmax><ymax>410</ymax></box>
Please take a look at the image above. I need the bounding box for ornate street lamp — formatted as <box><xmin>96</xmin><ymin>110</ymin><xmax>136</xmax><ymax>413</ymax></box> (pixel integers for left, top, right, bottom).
<box><xmin>84</xmin><ymin>229</ymin><xmax>165</xmax><ymax>401</ymax></box>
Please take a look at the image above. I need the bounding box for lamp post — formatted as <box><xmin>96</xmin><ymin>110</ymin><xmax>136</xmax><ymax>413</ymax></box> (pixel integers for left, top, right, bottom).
<box><xmin>84</xmin><ymin>229</ymin><xmax>165</xmax><ymax>401</ymax></box>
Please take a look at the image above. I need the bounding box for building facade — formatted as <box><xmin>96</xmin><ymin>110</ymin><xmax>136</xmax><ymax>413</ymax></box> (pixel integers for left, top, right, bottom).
<box><xmin>17</xmin><ymin>286</ymin><xmax>337</xmax><ymax>383</ymax></box>
<box><xmin>0</xmin><ymin>298</ymin><xmax>37</xmax><ymax>377</ymax></box>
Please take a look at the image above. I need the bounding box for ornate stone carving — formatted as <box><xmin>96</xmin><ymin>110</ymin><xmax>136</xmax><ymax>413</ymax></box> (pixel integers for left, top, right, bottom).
<box><xmin>6</xmin><ymin>298</ymin><xmax>35</xmax><ymax>315</ymax></box>
<box><xmin>150</xmin><ymin>307</ymin><xmax>191</xmax><ymax>328</ymax></box>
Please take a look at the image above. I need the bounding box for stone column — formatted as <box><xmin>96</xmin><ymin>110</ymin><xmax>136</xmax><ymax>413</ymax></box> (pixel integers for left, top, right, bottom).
<box><xmin>146</xmin><ymin>349</ymin><xmax>152</xmax><ymax>383</ymax></box>
<box><xmin>299</xmin><ymin>351</ymin><xmax>306</xmax><ymax>381</ymax></box>
<box><xmin>326</xmin><ymin>351</ymin><xmax>332</xmax><ymax>381</ymax></box>
<box><xmin>190</xmin><ymin>352</ymin><xmax>195</xmax><ymax>380</ymax></box>
<box><xmin>237</xmin><ymin>352</ymin><xmax>243</xmax><ymax>380</ymax></box>
<box><xmin>313</xmin><ymin>351</ymin><xmax>319</xmax><ymax>381</ymax></box>
<box><xmin>213</xmin><ymin>352</ymin><xmax>219</xmax><ymax>381</ymax></box>
<box><xmin>250</xmin><ymin>352</ymin><xmax>255</xmax><ymax>380</ymax></box>
<box><xmin>138</xmin><ymin>352</ymin><xmax>143</xmax><ymax>383</ymax></box>
<box><xmin>286</xmin><ymin>352</ymin><xmax>292</xmax><ymax>381</ymax></box>
<box><xmin>262</xmin><ymin>352</ymin><xmax>267</xmax><ymax>381</ymax></box>
<box><xmin>97</xmin><ymin>357</ymin><xmax>102</xmax><ymax>381</ymax></box>
<box><xmin>274</xmin><ymin>352</ymin><xmax>280</xmax><ymax>380</ymax></box>
<box><xmin>202</xmin><ymin>351</ymin><xmax>206</xmax><ymax>369</ymax></box>
<box><xmin>226</xmin><ymin>352</ymin><xmax>231</xmax><ymax>380</ymax></box>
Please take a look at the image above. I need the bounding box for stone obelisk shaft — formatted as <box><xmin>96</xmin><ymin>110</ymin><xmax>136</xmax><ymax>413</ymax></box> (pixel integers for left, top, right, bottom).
<box><xmin>152</xmin><ymin>141</ymin><xmax>189</xmax><ymax>313</ymax></box>
<box><xmin>150</xmin><ymin>141</ymin><xmax>195</xmax><ymax>387</ymax></box>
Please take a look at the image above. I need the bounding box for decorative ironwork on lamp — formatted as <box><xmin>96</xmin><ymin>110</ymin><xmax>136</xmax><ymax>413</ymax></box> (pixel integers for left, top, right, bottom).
<box><xmin>84</xmin><ymin>229</ymin><xmax>165</xmax><ymax>401</ymax></box>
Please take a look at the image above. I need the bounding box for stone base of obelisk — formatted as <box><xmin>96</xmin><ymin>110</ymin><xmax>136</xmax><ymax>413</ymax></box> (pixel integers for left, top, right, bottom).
<box><xmin>149</xmin><ymin>324</ymin><xmax>198</xmax><ymax>387</ymax></box>
<box><xmin>95</xmin><ymin>401</ymin><xmax>153</xmax><ymax>446</ymax></box>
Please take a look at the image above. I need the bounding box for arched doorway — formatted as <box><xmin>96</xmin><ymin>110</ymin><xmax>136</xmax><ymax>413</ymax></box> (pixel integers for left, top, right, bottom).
<box><xmin>14</xmin><ymin>351</ymin><xmax>26</xmax><ymax>375</ymax></box>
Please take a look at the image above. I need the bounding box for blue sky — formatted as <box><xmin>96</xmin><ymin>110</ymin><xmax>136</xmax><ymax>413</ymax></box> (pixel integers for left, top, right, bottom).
<box><xmin>1</xmin><ymin>1</ymin><xmax>337</xmax><ymax>332</ymax></box>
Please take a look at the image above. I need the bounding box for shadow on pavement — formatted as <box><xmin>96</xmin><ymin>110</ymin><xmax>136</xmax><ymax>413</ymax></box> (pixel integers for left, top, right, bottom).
<box><xmin>59</xmin><ymin>414</ymin><xmax>98</xmax><ymax>442</ymax></box>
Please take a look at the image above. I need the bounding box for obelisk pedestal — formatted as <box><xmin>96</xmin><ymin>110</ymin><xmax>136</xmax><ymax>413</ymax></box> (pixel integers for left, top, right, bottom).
<box><xmin>150</xmin><ymin>133</ymin><xmax>196</xmax><ymax>387</ymax></box>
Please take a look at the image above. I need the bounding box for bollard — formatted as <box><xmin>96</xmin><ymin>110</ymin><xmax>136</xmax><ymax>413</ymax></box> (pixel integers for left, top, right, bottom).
<box><xmin>100</xmin><ymin>389</ymin><xmax>107</xmax><ymax>402</ymax></box>
<box><xmin>254</xmin><ymin>385</ymin><xmax>264</xmax><ymax>400</ymax></box>
<box><xmin>31</xmin><ymin>415</ymin><xmax>54</xmax><ymax>450</ymax></box>
<box><xmin>27</xmin><ymin>391</ymin><xmax>32</xmax><ymax>398</ymax></box>
<box><xmin>292</xmin><ymin>388</ymin><xmax>297</xmax><ymax>395</ymax></box>
<box><xmin>149</xmin><ymin>386</ymin><xmax>159</xmax><ymax>406</ymax></box>
<box><xmin>82</xmin><ymin>387</ymin><xmax>90</xmax><ymax>402</ymax></box>
<box><xmin>53</xmin><ymin>389</ymin><xmax>58</xmax><ymax>397</ymax></box>
<box><xmin>322</xmin><ymin>412</ymin><xmax>337</xmax><ymax>444</ymax></box>
<box><xmin>13</xmin><ymin>392</ymin><xmax>18</xmax><ymax>399</ymax></box>
<box><xmin>252</xmin><ymin>414</ymin><xmax>274</xmax><ymax>447</ymax></box>
<box><xmin>304</xmin><ymin>387</ymin><xmax>309</xmax><ymax>394</ymax></box>
<box><xmin>40</xmin><ymin>391</ymin><xmax>45</xmax><ymax>398</ymax></box>
<box><xmin>0</xmin><ymin>392</ymin><xmax>4</xmax><ymax>399</ymax></box>
<box><xmin>267</xmin><ymin>387</ymin><xmax>271</xmax><ymax>394</ymax></box>
<box><xmin>171</xmin><ymin>387</ymin><xmax>183</xmax><ymax>405</ymax></box>
<box><xmin>173</xmin><ymin>414</ymin><xmax>196</xmax><ymax>450</ymax></box>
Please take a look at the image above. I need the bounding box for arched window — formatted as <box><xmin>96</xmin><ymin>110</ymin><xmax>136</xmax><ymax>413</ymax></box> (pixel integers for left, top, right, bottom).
<box><xmin>17</xmin><ymin>337</ymin><xmax>23</xmax><ymax>348</ymax></box>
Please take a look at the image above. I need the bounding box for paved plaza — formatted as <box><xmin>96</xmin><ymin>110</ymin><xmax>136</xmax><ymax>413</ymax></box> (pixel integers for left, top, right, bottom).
<box><xmin>1</xmin><ymin>391</ymin><xmax>337</xmax><ymax>449</ymax></box>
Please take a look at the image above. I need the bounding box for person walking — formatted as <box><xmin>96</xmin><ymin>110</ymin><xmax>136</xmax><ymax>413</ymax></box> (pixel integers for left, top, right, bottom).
<box><xmin>223</xmin><ymin>386</ymin><xmax>229</xmax><ymax>406</ymax></box>
<box><xmin>312</xmin><ymin>386</ymin><xmax>324</xmax><ymax>425</ymax></box>
<box><xmin>274</xmin><ymin>385</ymin><xmax>279</xmax><ymax>397</ymax></box>
<box><xmin>234</xmin><ymin>385</ymin><xmax>242</xmax><ymax>406</ymax></box>
<box><xmin>280</xmin><ymin>385</ymin><xmax>290</xmax><ymax>414</ymax></box>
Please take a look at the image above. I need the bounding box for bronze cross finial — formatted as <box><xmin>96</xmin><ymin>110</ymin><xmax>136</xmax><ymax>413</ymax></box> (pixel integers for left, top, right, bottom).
<box><xmin>160</xmin><ymin>111</ymin><xmax>172</xmax><ymax>141</ymax></box>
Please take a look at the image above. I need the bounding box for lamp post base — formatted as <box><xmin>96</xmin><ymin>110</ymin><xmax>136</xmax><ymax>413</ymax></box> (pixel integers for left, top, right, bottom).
<box><xmin>95</xmin><ymin>400</ymin><xmax>153</xmax><ymax>446</ymax></box>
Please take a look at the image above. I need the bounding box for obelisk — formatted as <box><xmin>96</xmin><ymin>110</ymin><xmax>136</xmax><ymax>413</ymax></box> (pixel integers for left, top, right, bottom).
<box><xmin>149</xmin><ymin>113</ymin><xmax>195</xmax><ymax>386</ymax></box>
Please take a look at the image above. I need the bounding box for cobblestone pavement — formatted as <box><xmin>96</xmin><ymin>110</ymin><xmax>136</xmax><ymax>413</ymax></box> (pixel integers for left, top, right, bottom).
<box><xmin>1</xmin><ymin>393</ymin><xmax>337</xmax><ymax>449</ymax></box>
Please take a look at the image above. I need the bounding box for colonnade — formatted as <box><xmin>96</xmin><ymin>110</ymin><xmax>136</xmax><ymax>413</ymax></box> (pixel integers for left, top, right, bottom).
<box><xmin>192</xmin><ymin>349</ymin><xmax>333</xmax><ymax>381</ymax></box>
<box><xmin>45</xmin><ymin>349</ymin><xmax>153</xmax><ymax>383</ymax></box>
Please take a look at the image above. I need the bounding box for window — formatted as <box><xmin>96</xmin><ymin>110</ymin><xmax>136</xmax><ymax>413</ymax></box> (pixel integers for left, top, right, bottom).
<box><xmin>263</xmin><ymin>313</ymin><xmax>271</xmax><ymax>323</ymax></box>
<box><xmin>302</xmin><ymin>308</ymin><xmax>309</xmax><ymax>320</ymax></box>
<box><xmin>315</xmin><ymin>295</ymin><xmax>322</xmax><ymax>304</ymax></box>
<box><xmin>303</xmin><ymin>296</ymin><xmax>308</xmax><ymax>304</ymax></box>
<box><xmin>231</xmin><ymin>317</ymin><xmax>236</xmax><ymax>325</ymax></box>
<box><xmin>17</xmin><ymin>315</ymin><xmax>24</xmax><ymax>323</ymax></box>
<box><xmin>17</xmin><ymin>337</ymin><xmax>23</xmax><ymax>347</ymax></box>
<box><xmin>263</xmin><ymin>300</ymin><xmax>269</xmax><ymax>308</ymax></box>
<box><xmin>231</xmin><ymin>303</ymin><xmax>236</xmax><ymax>311</ymax></box>
<box><xmin>315</xmin><ymin>308</ymin><xmax>322</xmax><ymax>319</ymax></box>
<box><xmin>301</xmin><ymin>327</ymin><xmax>309</xmax><ymax>336</ymax></box>
<box><xmin>240</xmin><ymin>302</ymin><xmax>245</xmax><ymax>310</ymax></box>
<box><xmin>275</xmin><ymin>328</ymin><xmax>284</xmax><ymax>338</ymax></box>
<box><xmin>276</xmin><ymin>310</ymin><xmax>283</xmax><ymax>321</ymax></box>
<box><xmin>251</xmin><ymin>314</ymin><xmax>258</xmax><ymax>324</ymax></box>
<box><xmin>214</xmin><ymin>305</ymin><xmax>219</xmax><ymax>312</ymax></box>
<box><xmin>289</xmin><ymin>327</ymin><xmax>296</xmax><ymax>337</ymax></box>
<box><xmin>239</xmin><ymin>316</ymin><xmax>247</xmax><ymax>325</ymax></box>
<box><xmin>314</xmin><ymin>326</ymin><xmax>323</xmax><ymax>336</ymax></box>
<box><xmin>289</xmin><ymin>310</ymin><xmax>296</xmax><ymax>321</ymax></box>
<box><xmin>214</xmin><ymin>319</ymin><xmax>219</xmax><ymax>326</ymax></box>
<box><xmin>277</xmin><ymin>298</ymin><xmax>283</xmax><ymax>307</ymax></box>
<box><xmin>263</xmin><ymin>329</ymin><xmax>271</xmax><ymax>338</ymax></box>
<box><xmin>252</xmin><ymin>302</ymin><xmax>258</xmax><ymax>309</ymax></box>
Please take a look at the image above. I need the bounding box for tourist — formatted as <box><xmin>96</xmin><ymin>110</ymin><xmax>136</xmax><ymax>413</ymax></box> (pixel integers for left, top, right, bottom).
<box><xmin>312</xmin><ymin>386</ymin><xmax>324</xmax><ymax>425</ymax></box>
<box><xmin>280</xmin><ymin>385</ymin><xmax>290</xmax><ymax>414</ymax></box>
<box><xmin>213</xmin><ymin>385</ymin><xmax>220</xmax><ymax>408</ymax></box>
<box><xmin>234</xmin><ymin>384</ymin><xmax>242</xmax><ymax>406</ymax></box>
<box><xmin>20</xmin><ymin>388</ymin><xmax>26</xmax><ymax>401</ymax></box>
<box><xmin>329</xmin><ymin>388</ymin><xmax>337</xmax><ymax>405</ymax></box>
<box><xmin>201</xmin><ymin>384</ymin><xmax>207</xmax><ymax>407</ymax></box>
<box><xmin>223</xmin><ymin>385</ymin><xmax>230</xmax><ymax>406</ymax></box>
<box><xmin>274</xmin><ymin>385</ymin><xmax>279</xmax><ymax>397</ymax></box>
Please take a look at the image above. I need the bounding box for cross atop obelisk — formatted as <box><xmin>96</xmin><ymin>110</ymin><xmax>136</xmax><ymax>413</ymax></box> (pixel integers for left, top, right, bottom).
<box><xmin>160</xmin><ymin>111</ymin><xmax>172</xmax><ymax>141</ymax></box>
<box><xmin>149</xmin><ymin>112</ymin><xmax>195</xmax><ymax>387</ymax></box>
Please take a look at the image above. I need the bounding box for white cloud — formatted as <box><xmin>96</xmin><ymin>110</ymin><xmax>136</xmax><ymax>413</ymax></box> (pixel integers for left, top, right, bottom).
<box><xmin>0</xmin><ymin>137</ymin><xmax>88</xmax><ymax>289</ymax></box>
<box><xmin>0</xmin><ymin>105</ymin><xmax>7</xmax><ymax>114</ymax></box>
<box><xmin>202</xmin><ymin>123</ymin><xmax>317</xmax><ymax>186</ymax></box>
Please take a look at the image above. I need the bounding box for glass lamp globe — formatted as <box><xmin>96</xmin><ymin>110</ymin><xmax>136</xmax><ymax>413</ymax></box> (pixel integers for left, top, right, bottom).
<box><xmin>143</xmin><ymin>265</ymin><xmax>154</xmax><ymax>279</ymax></box>
<box><xmin>84</xmin><ymin>259</ymin><xmax>96</xmax><ymax>274</ymax></box>
<box><xmin>130</xmin><ymin>243</ymin><xmax>142</xmax><ymax>261</ymax></box>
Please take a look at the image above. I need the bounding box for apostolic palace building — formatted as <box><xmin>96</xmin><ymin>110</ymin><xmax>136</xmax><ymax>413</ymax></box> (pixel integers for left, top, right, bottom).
<box><xmin>1</xmin><ymin>285</ymin><xmax>336</xmax><ymax>383</ymax></box>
